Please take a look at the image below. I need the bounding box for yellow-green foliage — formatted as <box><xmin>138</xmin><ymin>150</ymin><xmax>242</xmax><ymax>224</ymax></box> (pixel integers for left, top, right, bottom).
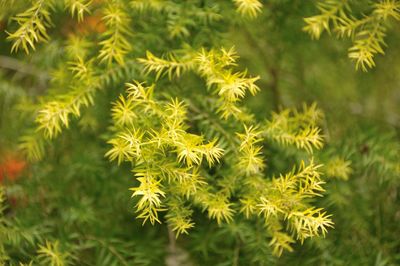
<box><xmin>37</xmin><ymin>241</ymin><xmax>70</xmax><ymax>266</ymax></box>
<box><xmin>106</xmin><ymin>82</ymin><xmax>225</xmax><ymax>225</ymax></box>
<box><xmin>325</xmin><ymin>156</ymin><xmax>352</xmax><ymax>180</ymax></box>
<box><xmin>263</xmin><ymin>103</ymin><xmax>324</xmax><ymax>153</ymax></box>
<box><xmin>304</xmin><ymin>0</ymin><xmax>400</xmax><ymax>71</ymax></box>
<box><xmin>5</xmin><ymin>0</ymin><xmax>333</xmax><ymax>258</ymax></box>
<box><xmin>6</xmin><ymin>0</ymin><xmax>54</xmax><ymax>54</ymax></box>
<box><xmin>103</xmin><ymin>74</ymin><xmax>331</xmax><ymax>255</ymax></box>
<box><xmin>24</xmin><ymin>47</ymin><xmax>332</xmax><ymax>255</ymax></box>
<box><xmin>64</xmin><ymin>0</ymin><xmax>91</xmax><ymax>22</ymax></box>
<box><xmin>140</xmin><ymin>47</ymin><xmax>260</xmax><ymax>119</ymax></box>
<box><xmin>35</xmin><ymin>57</ymin><xmax>97</xmax><ymax>139</ymax></box>
<box><xmin>23</xmin><ymin>48</ymin><xmax>332</xmax><ymax>256</ymax></box>
<box><xmin>99</xmin><ymin>3</ymin><xmax>133</xmax><ymax>65</ymax></box>
<box><xmin>233</xmin><ymin>0</ymin><xmax>263</xmax><ymax>18</ymax></box>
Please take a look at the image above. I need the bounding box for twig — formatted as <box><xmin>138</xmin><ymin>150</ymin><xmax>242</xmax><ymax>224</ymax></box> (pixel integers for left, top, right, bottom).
<box><xmin>0</xmin><ymin>55</ymin><xmax>50</xmax><ymax>81</ymax></box>
<box><xmin>165</xmin><ymin>226</ymin><xmax>193</xmax><ymax>266</ymax></box>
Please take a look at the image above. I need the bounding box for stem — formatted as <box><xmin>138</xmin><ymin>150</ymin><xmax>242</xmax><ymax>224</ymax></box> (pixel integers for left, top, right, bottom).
<box><xmin>233</xmin><ymin>236</ymin><xmax>241</xmax><ymax>266</ymax></box>
<box><xmin>165</xmin><ymin>226</ymin><xmax>193</xmax><ymax>266</ymax></box>
<box><xmin>168</xmin><ymin>226</ymin><xmax>177</xmax><ymax>251</ymax></box>
<box><xmin>268</xmin><ymin>67</ymin><xmax>281</xmax><ymax>110</ymax></box>
<box><xmin>0</xmin><ymin>55</ymin><xmax>50</xmax><ymax>81</ymax></box>
<box><xmin>166</xmin><ymin>226</ymin><xmax>179</xmax><ymax>266</ymax></box>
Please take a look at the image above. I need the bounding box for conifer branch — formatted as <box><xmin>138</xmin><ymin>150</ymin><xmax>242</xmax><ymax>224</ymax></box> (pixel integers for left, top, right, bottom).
<box><xmin>325</xmin><ymin>157</ymin><xmax>352</xmax><ymax>180</ymax></box>
<box><xmin>233</xmin><ymin>0</ymin><xmax>263</xmax><ymax>18</ymax></box>
<box><xmin>36</xmin><ymin>240</ymin><xmax>70</xmax><ymax>266</ymax></box>
<box><xmin>7</xmin><ymin>0</ymin><xmax>53</xmax><ymax>54</ymax></box>
<box><xmin>36</xmin><ymin>58</ymin><xmax>98</xmax><ymax>138</ymax></box>
<box><xmin>166</xmin><ymin>198</ymin><xmax>194</xmax><ymax>237</ymax></box>
<box><xmin>138</xmin><ymin>51</ymin><xmax>195</xmax><ymax>80</ymax></box>
<box><xmin>19</xmin><ymin>133</ymin><xmax>46</xmax><ymax>162</ymax></box>
<box><xmin>264</xmin><ymin>105</ymin><xmax>324</xmax><ymax>153</ymax></box>
<box><xmin>140</xmin><ymin>47</ymin><xmax>260</xmax><ymax>119</ymax></box>
<box><xmin>269</xmin><ymin>231</ymin><xmax>295</xmax><ymax>257</ymax></box>
<box><xmin>64</xmin><ymin>0</ymin><xmax>91</xmax><ymax>22</ymax></box>
<box><xmin>236</xmin><ymin>125</ymin><xmax>265</xmax><ymax>176</ymax></box>
<box><xmin>288</xmin><ymin>208</ymin><xmax>334</xmax><ymax>243</ymax></box>
<box><xmin>305</xmin><ymin>0</ymin><xmax>400</xmax><ymax>70</ymax></box>
<box><xmin>130</xmin><ymin>0</ymin><xmax>170</xmax><ymax>12</ymax></box>
<box><xmin>98</xmin><ymin>2</ymin><xmax>133</xmax><ymax>66</ymax></box>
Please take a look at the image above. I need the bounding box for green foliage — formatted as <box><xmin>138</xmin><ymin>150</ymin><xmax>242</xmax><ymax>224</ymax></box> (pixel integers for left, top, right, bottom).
<box><xmin>0</xmin><ymin>186</ymin><xmax>8</xmax><ymax>264</ymax></box>
<box><xmin>280</xmin><ymin>129</ymin><xmax>400</xmax><ymax>265</ymax></box>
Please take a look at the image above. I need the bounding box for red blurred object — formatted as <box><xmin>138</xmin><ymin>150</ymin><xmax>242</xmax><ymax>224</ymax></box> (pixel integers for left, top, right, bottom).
<box><xmin>62</xmin><ymin>13</ymin><xmax>106</xmax><ymax>37</ymax></box>
<box><xmin>0</xmin><ymin>156</ymin><xmax>27</xmax><ymax>183</ymax></box>
<box><xmin>79</xmin><ymin>15</ymin><xmax>107</xmax><ymax>34</ymax></box>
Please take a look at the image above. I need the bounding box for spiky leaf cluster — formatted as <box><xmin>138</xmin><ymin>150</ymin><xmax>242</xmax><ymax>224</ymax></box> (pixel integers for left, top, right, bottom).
<box><xmin>264</xmin><ymin>103</ymin><xmax>324</xmax><ymax>153</ymax></box>
<box><xmin>104</xmin><ymin>54</ymin><xmax>333</xmax><ymax>256</ymax></box>
<box><xmin>0</xmin><ymin>0</ymin><xmax>338</xmax><ymax>261</ymax></box>
<box><xmin>6</xmin><ymin>0</ymin><xmax>54</xmax><ymax>54</ymax></box>
<box><xmin>140</xmin><ymin>46</ymin><xmax>260</xmax><ymax>119</ymax></box>
<box><xmin>304</xmin><ymin>0</ymin><xmax>400</xmax><ymax>71</ymax></box>
<box><xmin>107</xmin><ymin>82</ymin><xmax>226</xmax><ymax>228</ymax></box>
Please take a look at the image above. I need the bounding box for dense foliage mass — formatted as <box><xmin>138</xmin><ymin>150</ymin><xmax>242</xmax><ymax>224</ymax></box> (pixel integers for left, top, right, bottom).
<box><xmin>0</xmin><ymin>0</ymin><xmax>399</xmax><ymax>265</ymax></box>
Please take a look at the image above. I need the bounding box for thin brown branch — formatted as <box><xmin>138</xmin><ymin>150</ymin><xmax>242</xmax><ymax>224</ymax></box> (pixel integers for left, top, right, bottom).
<box><xmin>0</xmin><ymin>55</ymin><xmax>50</xmax><ymax>81</ymax></box>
